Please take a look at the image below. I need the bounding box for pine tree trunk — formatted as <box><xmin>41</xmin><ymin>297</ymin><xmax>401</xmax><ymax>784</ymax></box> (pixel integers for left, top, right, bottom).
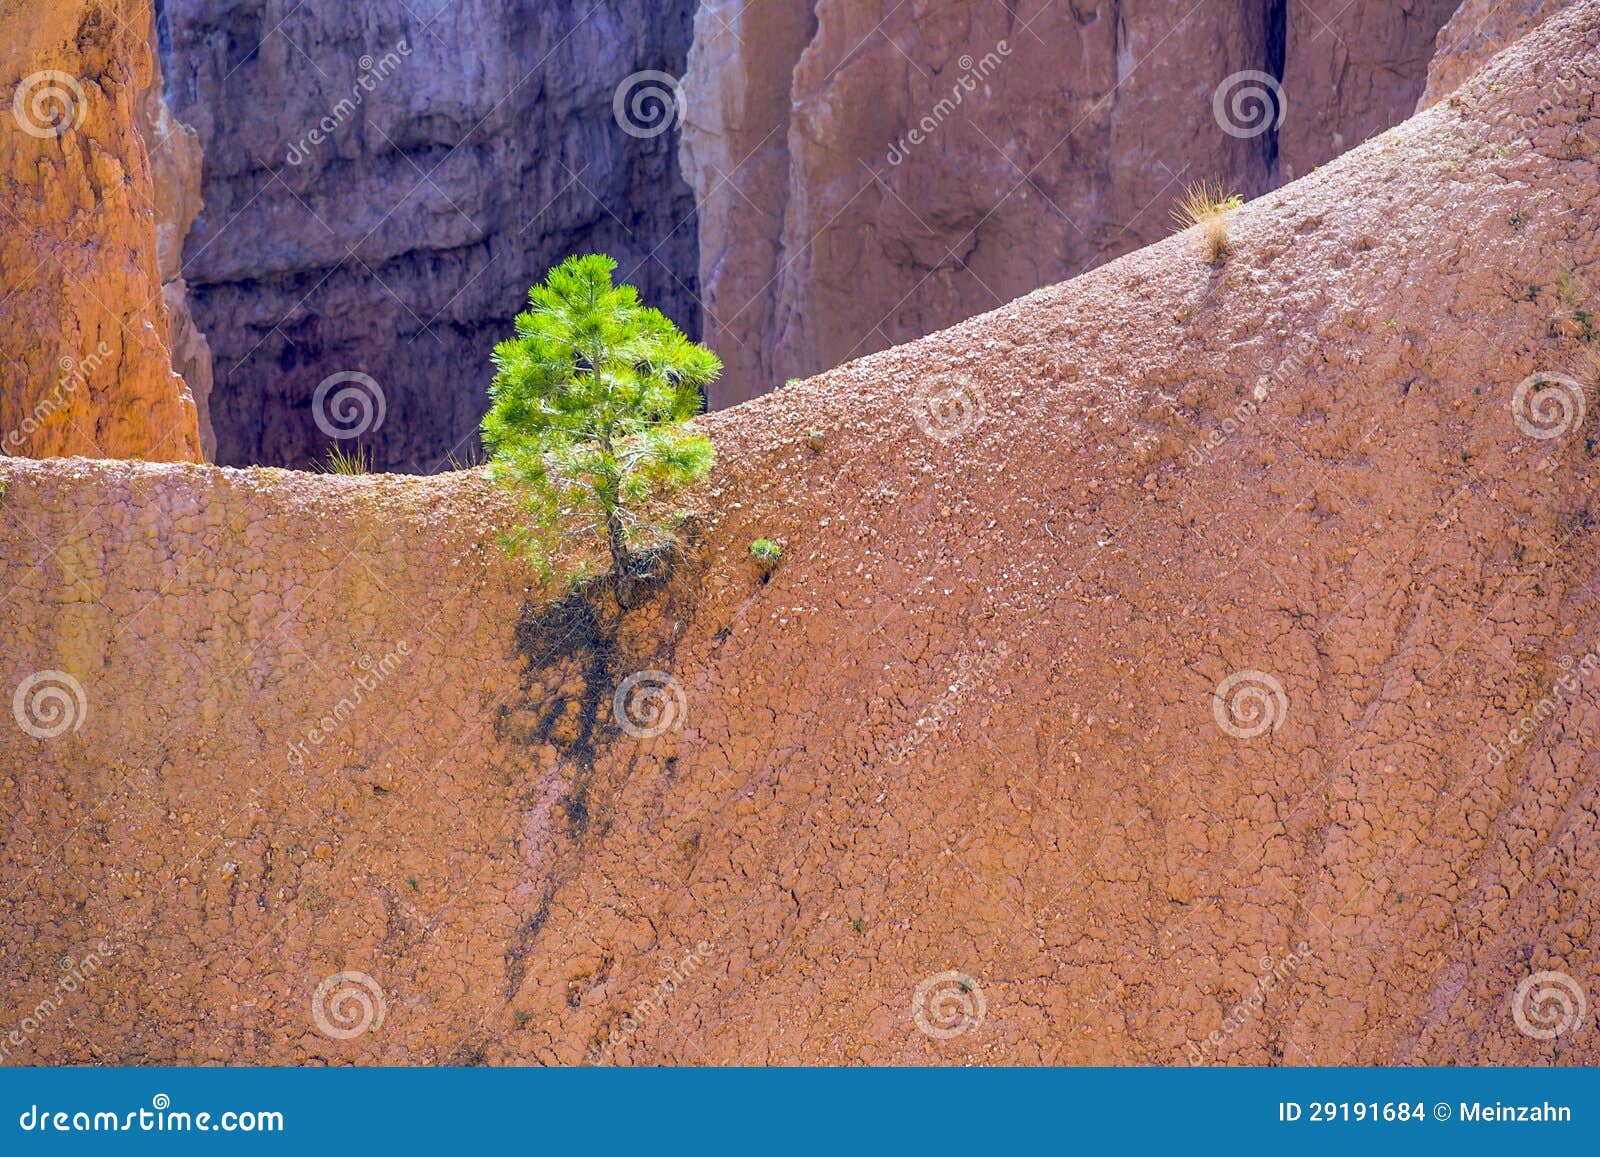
<box><xmin>606</xmin><ymin>508</ymin><xmax>633</xmax><ymax>608</ymax></box>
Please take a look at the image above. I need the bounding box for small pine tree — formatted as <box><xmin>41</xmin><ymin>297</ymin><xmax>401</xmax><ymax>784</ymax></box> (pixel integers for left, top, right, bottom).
<box><xmin>482</xmin><ymin>255</ymin><xmax>719</xmax><ymax>600</ymax></box>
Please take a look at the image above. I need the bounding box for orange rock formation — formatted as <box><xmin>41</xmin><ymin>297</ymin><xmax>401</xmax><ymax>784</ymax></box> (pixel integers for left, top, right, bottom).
<box><xmin>0</xmin><ymin>0</ymin><xmax>202</xmax><ymax>462</ymax></box>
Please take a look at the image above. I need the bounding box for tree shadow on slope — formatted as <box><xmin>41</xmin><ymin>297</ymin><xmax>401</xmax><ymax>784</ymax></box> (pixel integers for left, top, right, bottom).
<box><xmin>492</xmin><ymin>534</ymin><xmax>703</xmax><ymax>1003</ymax></box>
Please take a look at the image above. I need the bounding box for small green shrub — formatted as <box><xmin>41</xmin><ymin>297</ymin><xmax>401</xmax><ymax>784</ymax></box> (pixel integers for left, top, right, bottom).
<box><xmin>749</xmin><ymin>538</ymin><xmax>784</xmax><ymax>567</ymax></box>
<box><xmin>482</xmin><ymin>254</ymin><xmax>720</xmax><ymax>598</ymax></box>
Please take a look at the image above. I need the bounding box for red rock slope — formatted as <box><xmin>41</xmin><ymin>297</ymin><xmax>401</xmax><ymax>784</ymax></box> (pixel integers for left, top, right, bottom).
<box><xmin>1</xmin><ymin>2</ymin><xmax>1598</xmax><ymax>1065</ymax></box>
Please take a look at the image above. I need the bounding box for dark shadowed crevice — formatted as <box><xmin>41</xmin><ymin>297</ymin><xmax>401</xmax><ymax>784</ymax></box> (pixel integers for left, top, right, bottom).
<box><xmin>1264</xmin><ymin>0</ymin><xmax>1287</xmax><ymax>179</ymax></box>
<box><xmin>155</xmin><ymin>0</ymin><xmax>703</xmax><ymax>474</ymax></box>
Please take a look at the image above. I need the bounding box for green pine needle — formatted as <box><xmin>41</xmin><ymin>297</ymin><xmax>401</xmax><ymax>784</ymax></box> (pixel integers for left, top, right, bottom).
<box><xmin>481</xmin><ymin>255</ymin><xmax>719</xmax><ymax>589</ymax></box>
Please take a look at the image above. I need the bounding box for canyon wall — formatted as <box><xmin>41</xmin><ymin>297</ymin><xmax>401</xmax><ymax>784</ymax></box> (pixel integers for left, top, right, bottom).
<box><xmin>4</xmin><ymin>0</ymin><xmax>1556</xmax><ymax>466</ymax></box>
<box><xmin>138</xmin><ymin>9</ymin><xmax>217</xmax><ymax>460</ymax></box>
<box><xmin>0</xmin><ymin>0</ymin><xmax>203</xmax><ymax>462</ymax></box>
<box><xmin>145</xmin><ymin>0</ymin><xmax>1472</xmax><ymax>459</ymax></box>
<box><xmin>682</xmin><ymin>0</ymin><xmax>1462</xmax><ymax>406</ymax></box>
<box><xmin>155</xmin><ymin>0</ymin><xmax>702</xmax><ymax>473</ymax></box>
<box><xmin>3</xmin><ymin>2</ymin><xmax>1598</xmax><ymax>1064</ymax></box>
<box><xmin>1420</xmin><ymin>0</ymin><xmax>1574</xmax><ymax>109</ymax></box>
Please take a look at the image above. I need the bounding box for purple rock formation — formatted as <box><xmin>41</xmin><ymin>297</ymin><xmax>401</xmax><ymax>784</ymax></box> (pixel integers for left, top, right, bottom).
<box><xmin>157</xmin><ymin>0</ymin><xmax>701</xmax><ymax>471</ymax></box>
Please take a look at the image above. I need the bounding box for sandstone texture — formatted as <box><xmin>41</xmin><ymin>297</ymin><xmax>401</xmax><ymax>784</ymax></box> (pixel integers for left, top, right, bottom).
<box><xmin>0</xmin><ymin>0</ymin><xmax>203</xmax><ymax>462</ymax></box>
<box><xmin>155</xmin><ymin>0</ymin><xmax>701</xmax><ymax>473</ymax></box>
<box><xmin>683</xmin><ymin>0</ymin><xmax>1461</xmax><ymax>407</ymax></box>
<box><xmin>3</xmin><ymin>3</ymin><xmax>1600</xmax><ymax>1065</ymax></box>
<box><xmin>1420</xmin><ymin>0</ymin><xmax>1575</xmax><ymax>109</ymax></box>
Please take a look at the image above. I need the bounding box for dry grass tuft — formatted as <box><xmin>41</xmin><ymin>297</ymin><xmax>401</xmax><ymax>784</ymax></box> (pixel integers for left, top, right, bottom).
<box><xmin>317</xmin><ymin>443</ymin><xmax>372</xmax><ymax>475</ymax></box>
<box><xmin>1172</xmin><ymin>181</ymin><xmax>1244</xmax><ymax>266</ymax></box>
<box><xmin>1579</xmin><ymin>345</ymin><xmax>1600</xmax><ymax>391</ymax></box>
<box><xmin>446</xmin><ymin>443</ymin><xmax>486</xmax><ymax>472</ymax></box>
